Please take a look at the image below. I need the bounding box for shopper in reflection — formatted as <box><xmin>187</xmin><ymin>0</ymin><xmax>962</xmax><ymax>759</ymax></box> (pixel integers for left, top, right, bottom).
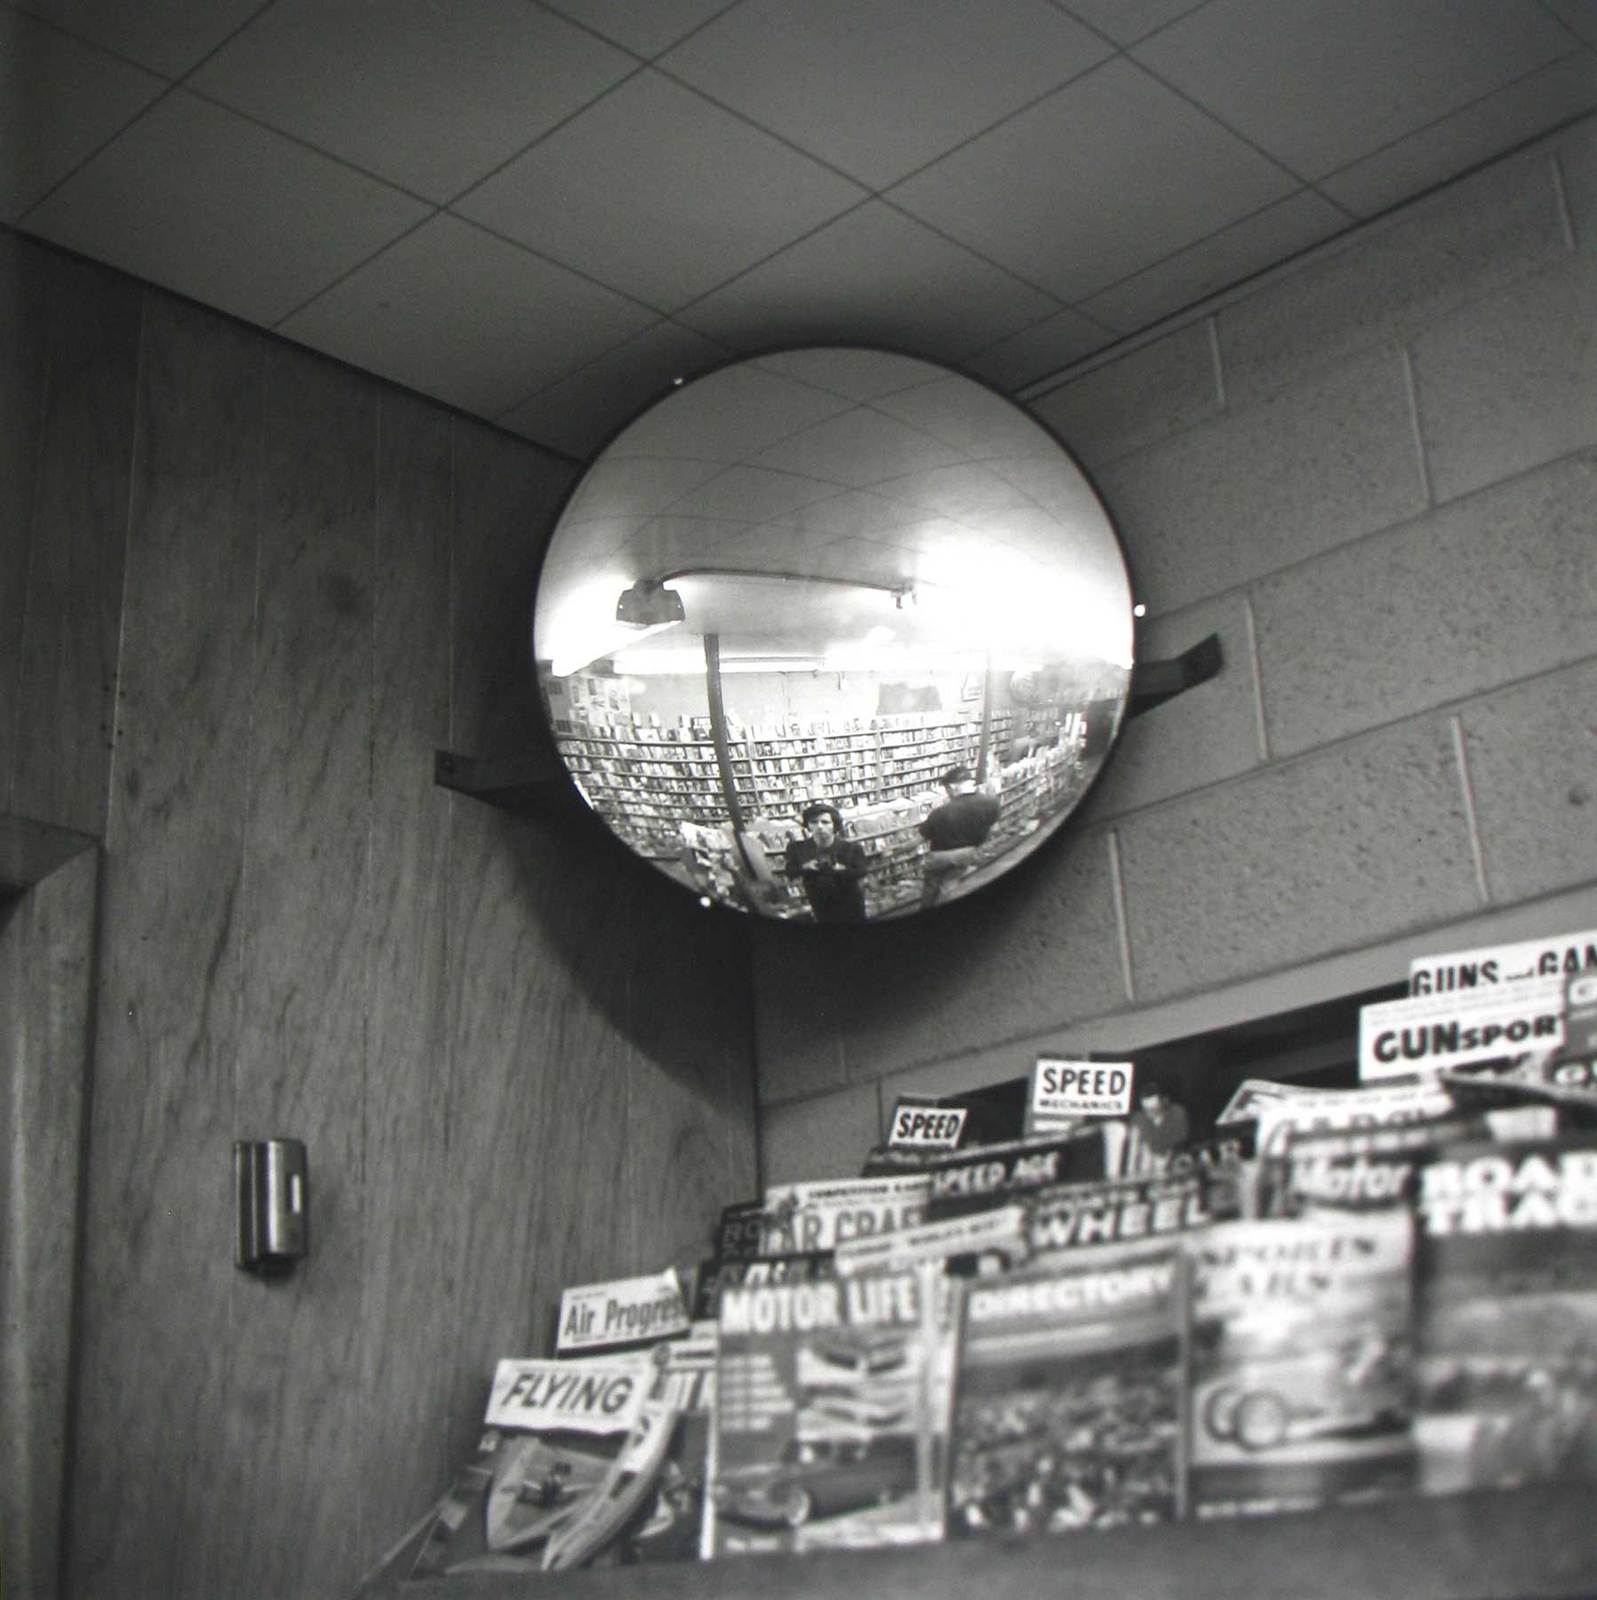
<box><xmin>784</xmin><ymin>802</ymin><xmax>868</xmax><ymax>922</ymax></box>
<box><xmin>919</xmin><ymin>765</ymin><xmax>1001</xmax><ymax>908</ymax></box>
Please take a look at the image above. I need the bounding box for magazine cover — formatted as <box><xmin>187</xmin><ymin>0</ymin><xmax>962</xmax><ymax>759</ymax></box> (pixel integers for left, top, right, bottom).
<box><xmin>555</xmin><ymin>1267</ymin><xmax>692</xmax><ymax>1356</ymax></box>
<box><xmin>692</xmin><ymin>1252</ymin><xmax>836</xmax><ymax>1321</ymax></box>
<box><xmin>947</xmin><ymin>1243</ymin><xmax>1189</xmax><ymax>1539</ymax></box>
<box><xmin>864</xmin><ymin>1124</ymin><xmax>1115</xmax><ymax>1190</ymax></box>
<box><xmin>1025</xmin><ymin>1170</ymin><xmax>1224</xmax><ymax>1257</ymax></box>
<box><xmin>542</xmin><ymin>1330</ymin><xmax>719</xmax><ymax>1569</ymax></box>
<box><xmin>758</xmin><ymin>1175</ymin><xmax>932</xmax><ymax>1254</ymax></box>
<box><xmin>1187</xmin><ymin>1211</ymin><xmax>1415</xmax><ymax>1518</ymax></box>
<box><xmin>1261</xmin><ymin>1108</ymin><xmax>1557</xmax><ymax>1219</ymax></box>
<box><xmin>1249</xmin><ymin>1079</ymin><xmax>1457</xmax><ymax>1160</ymax></box>
<box><xmin>867</xmin><ymin>1127</ymin><xmax>1117</xmax><ymax>1219</ymax></box>
<box><xmin>832</xmin><ymin>1204</ymin><xmax>1029</xmax><ymax>1279</ymax></box>
<box><xmin>410</xmin><ymin>1355</ymin><xmax>652</xmax><ymax>1577</ymax></box>
<box><xmin>1413</xmin><ymin>1133</ymin><xmax>1597</xmax><ymax>1495</ymax></box>
<box><xmin>708</xmin><ymin>1266</ymin><xmax>952</xmax><ymax>1555</ymax></box>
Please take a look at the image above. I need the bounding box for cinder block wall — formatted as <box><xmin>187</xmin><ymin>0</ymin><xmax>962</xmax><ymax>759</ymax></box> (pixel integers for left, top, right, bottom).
<box><xmin>751</xmin><ymin>114</ymin><xmax>1597</xmax><ymax>1182</ymax></box>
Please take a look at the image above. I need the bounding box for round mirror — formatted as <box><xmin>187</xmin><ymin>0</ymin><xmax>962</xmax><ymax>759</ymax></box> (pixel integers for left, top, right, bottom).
<box><xmin>533</xmin><ymin>347</ymin><xmax>1133</xmax><ymax>923</ymax></box>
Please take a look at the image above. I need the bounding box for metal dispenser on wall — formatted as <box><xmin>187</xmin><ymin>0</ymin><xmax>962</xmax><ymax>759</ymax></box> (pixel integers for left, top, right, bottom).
<box><xmin>234</xmin><ymin>1138</ymin><xmax>308</xmax><ymax>1274</ymax></box>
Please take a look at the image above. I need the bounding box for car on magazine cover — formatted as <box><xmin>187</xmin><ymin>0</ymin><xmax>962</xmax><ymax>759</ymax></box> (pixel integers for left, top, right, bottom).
<box><xmin>796</xmin><ymin>1330</ymin><xmax>911</xmax><ymax>1384</ymax></box>
<box><xmin>1201</xmin><ymin>1335</ymin><xmax>1406</xmax><ymax>1451</ymax></box>
<box><xmin>713</xmin><ymin>1433</ymin><xmax>918</xmax><ymax>1527</ymax></box>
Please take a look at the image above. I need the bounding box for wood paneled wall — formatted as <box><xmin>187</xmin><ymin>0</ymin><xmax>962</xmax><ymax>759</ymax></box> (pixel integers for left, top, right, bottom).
<box><xmin>1</xmin><ymin>231</ymin><xmax>758</xmax><ymax>1600</ymax></box>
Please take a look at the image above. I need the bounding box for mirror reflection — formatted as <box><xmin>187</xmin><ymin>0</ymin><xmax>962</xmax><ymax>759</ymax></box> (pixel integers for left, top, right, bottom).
<box><xmin>533</xmin><ymin>348</ymin><xmax>1133</xmax><ymax>922</ymax></box>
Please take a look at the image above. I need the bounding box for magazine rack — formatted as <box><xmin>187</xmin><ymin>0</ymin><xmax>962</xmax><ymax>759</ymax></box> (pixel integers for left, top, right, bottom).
<box><xmin>365</xmin><ymin>1481</ymin><xmax>1595</xmax><ymax>1598</ymax></box>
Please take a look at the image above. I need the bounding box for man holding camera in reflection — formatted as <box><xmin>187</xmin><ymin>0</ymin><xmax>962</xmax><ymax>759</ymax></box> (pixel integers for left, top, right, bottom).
<box><xmin>918</xmin><ymin>765</ymin><xmax>1001</xmax><ymax>908</ymax></box>
<box><xmin>784</xmin><ymin>801</ymin><xmax>868</xmax><ymax>922</ymax></box>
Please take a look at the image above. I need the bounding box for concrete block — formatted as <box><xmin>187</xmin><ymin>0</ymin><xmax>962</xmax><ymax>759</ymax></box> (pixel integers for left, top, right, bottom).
<box><xmin>752</xmin><ymin>925</ymin><xmax>850</xmax><ymax>1106</ymax></box>
<box><xmin>1096</xmin><ymin>347</ymin><xmax>1426</xmax><ymax>614</ymax></box>
<box><xmin>1556</xmin><ymin>112</ymin><xmax>1597</xmax><ymax>252</ymax></box>
<box><xmin>1118</xmin><ymin>716</ymin><xmax>1482</xmax><ymax>1000</ymax></box>
<box><xmin>1081</xmin><ymin>592</ymin><xmax>1263</xmax><ymax>821</ymax></box>
<box><xmin>838</xmin><ymin>822</ymin><xmax>1127</xmax><ymax>1082</ymax></box>
<box><xmin>1411</xmin><ymin>254</ymin><xmax>1597</xmax><ymax>503</ymax></box>
<box><xmin>1459</xmin><ymin>656</ymin><xmax>1597</xmax><ymax>906</ymax></box>
<box><xmin>1254</xmin><ymin>451</ymin><xmax>1597</xmax><ymax>756</ymax></box>
<box><xmin>760</xmin><ymin>1083</ymin><xmax>881</xmax><ymax>1187</ymax></box>
<box><xmin>1027</xmin><ymin>322</ymin><xmax>1220</xmax><ymax>469</ymax></box>
<box><xmin>1219</xmin><ymin>148</ymin><xmax>1569</xmax><ymax>406</ymax></box>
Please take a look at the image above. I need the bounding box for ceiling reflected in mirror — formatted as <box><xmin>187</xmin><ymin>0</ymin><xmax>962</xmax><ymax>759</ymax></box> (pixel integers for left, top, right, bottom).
<box><xmin>533</xmin><ymin>348</ymin><xmax>1133</xmax><ymax>923</ymax></box>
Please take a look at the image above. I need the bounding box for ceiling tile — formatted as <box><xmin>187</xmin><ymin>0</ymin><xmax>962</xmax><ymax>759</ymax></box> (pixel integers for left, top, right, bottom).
<box><xmin>666</xmin><ymin>464</ymin><xmax>845</xmax><ymax>521</ymax></box>
<box><xmin>674</xmin><ymin>201</ymin><xmax>1059</xmax><ymax>360</ymax></box>
<box><xmin>606</xmin><ymin>362</ymin><xmax>857</xmax><ymax>462</ymax></box>
<box><xmin>538</xmin><ymin>0</ymin><xmax>735</xmax><ymax>58</ymax></box>
<box><xmin>561</xmin><ymin>455</ymin><xmax>728</xmax><ymax>523</ymax></box>
<box><xmin>658</xmin><ymin>0</ymin><xmax>1112</xmax><ymax>188</ymax></box>
<box><xmin>1079</xmin><ymin>188</ymin><xmax>1346</xmax><ymax>332</ymax></box>
<box><xmin>454</xmin><ymin>70</ymin><xmax>864</xmax><ymax>309</ymax></box>
<box><xmin>1546</xmin><ymin>2</ymin><xmax>1597</xmax><ymax>51</ymax></box>
<box><xmin>23</xmin><ymin>89</ymin><xmax>429</xmax><ymax>325</ymax></box>
<box><xmin>764</xmin><ymin>489</ymin><xmax>933</xmax><ymax>539</ymax></box>
<box><xmin>2</xmin><ymin>9</ymin><xmax>165</xmax><ymax>223</ymax></box>
<box><xmin>1133</xmin><ymin>0</ymin><xmax>1573</xmax><ymax>180</ymax></box>
<box><xmin>891</xmin><ymin>58</ymin><xmax>1298</xmax><ymax>302</ymax></box>
<box><xmin>12</xmin><ymin>0</ymin><xmax>266</xmax><ymax>77</ymax></box>
<box><xmin>1318</xmin><ymin>53</ymin><xmax>1597</xmax><ymax>218</ymax></box>
<box><xmin>190</xmin><ymin>0</ymin><xmax>633</xmax><ymax>204</ymax></box>
<box><xmin>279</xmin><ymin>214</ymin><xmax>655</xmax><ymax>417</ymax></box>
<box><xmin>963</xmin><ymin>306</ymin><xmax>1116</xmax><ymax>391</ymax></box>
<box><xmin>498</xmin><ymin>320</ymin><xmax>729</xmax><ymax>459</ymax></box>
<box><xmin>1058</xmin><ymin>0</ymin><xmax>1210</xmax><ymax>48</ymax></box>
<box><xmin>750</xmin><ymin>407</ymin><xmax>968</xmax><ymax>486</ymax></box>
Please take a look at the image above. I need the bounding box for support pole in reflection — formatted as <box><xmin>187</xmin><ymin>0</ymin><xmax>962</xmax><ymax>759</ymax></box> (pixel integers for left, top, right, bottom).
<box><xmin>703</xmin><ymin>633</ymin><xmax>760</xmax><ymax>882</ymax></box>
<box><xmin>976</xmin><ymin>648</ymin><xmax>996</xmax><ymax>783</ymax></box>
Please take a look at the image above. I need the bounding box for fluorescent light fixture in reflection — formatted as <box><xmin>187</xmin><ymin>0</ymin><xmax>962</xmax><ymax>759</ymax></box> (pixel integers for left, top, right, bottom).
<box><xmin>545</xmin><ymin>569</ymin><xmax>683</xmax><ymax>676</ymax></box>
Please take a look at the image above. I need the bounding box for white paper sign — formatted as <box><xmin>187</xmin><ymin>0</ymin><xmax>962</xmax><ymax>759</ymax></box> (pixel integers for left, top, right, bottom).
<box><xmin>1030</xmin><ymin>1057</ymin><xmax>1134</xmax><ymax>1119</ymax></box>
<box><xmin>886</xmin><ymin>1098</ymin><xmax>968</xmax><ymax>1149</ymax></box>
<box><xmin>556</xmin><ymin>1268</ymin><xmax>689</xmax><ymax>1353</ymax></box>
<box><xmin>486</xmin><ymin>1356</ymin><xmax>649</xmax><ymax>1433</ymax></box>
<box><xmin>1408</xmin><ymin>928</ymin><xmax>1597</xmax><ymax>995</ymax></box>
<box><xmin>1360</xmin><ymin>977</ymin><xmax>1566</xmax><ymax>1081</ymax></box>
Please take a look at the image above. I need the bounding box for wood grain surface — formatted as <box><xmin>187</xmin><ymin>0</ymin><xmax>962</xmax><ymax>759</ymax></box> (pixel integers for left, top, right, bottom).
<box><xmin>70</xmin><ymin>294</ymin><xmax>262</xmax><ymax>1600</ymax></box>
<box><xmin>12</xmin><ymin>251</ymin><xmax>141</xmax><ymax>837</ymax></box>
<box><xmin>2</xmin><ymin>268</ymin><xmax>763</xmax><ymax>1600</ymax></box>
<box><xmin>0</xmin><ymin>847</ymin><xmax>97</xmax><ymax>1600</ymax></box>
<box><xmin>0</xmin><ymin>233</ymin><xmax>52</xmax><ymax>814</ymax></box>
<box><xmin>355</xmin><ymin>389</ymin><xmax>456</xmax><ymax>1560</ymax></box>
<box><xmin>220</xmin><ymin>343</ymin><xmax>377</xmax><ymax>1600</ymax></box>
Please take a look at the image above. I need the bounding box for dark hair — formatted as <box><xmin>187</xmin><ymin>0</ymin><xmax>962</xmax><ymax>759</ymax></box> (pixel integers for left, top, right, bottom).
<box><xmin>800</xmin><ymin>802</ymin><xmax>843</xmax><ymax>831</ymax></box>
<box><xmin>940</xmin><ymin>765</ymin><xmax>973</xmax><ymax>787</ymax></box>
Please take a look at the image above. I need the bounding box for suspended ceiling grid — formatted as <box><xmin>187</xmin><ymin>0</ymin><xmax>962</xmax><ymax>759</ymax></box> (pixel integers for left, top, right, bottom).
<box><xmin>6</xmin><ymin>0</ymin><xmax>1596</xmax><ymax>461</ymax></box>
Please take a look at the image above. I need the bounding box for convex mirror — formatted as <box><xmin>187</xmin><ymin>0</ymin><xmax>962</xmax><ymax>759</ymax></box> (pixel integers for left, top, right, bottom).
<box><xmin>533</xmin><ymin>347</ymin><xmax>1133</xmax><ymax>923</ymax></box>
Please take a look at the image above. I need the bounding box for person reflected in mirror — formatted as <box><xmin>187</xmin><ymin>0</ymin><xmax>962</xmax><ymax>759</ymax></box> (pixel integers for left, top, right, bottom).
<box><xmin>919</xmin><ymin>765</ymin><xmax>1001</xmax><ymax>908</ymax></box>
<box><xmin>784</xmin><ymin>802</ymin><xmax>868</xmax><ymax>922</ymax></box>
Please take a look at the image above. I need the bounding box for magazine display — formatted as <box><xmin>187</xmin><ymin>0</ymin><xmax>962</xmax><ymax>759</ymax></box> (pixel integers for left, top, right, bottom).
<box><xmin>1026</xmin><ymin>1170</ymin><xmax>1226</xmax><ymax>1256</ymax></box>
<box><xmin>1261</xmin><ymin>1109</ymin><xmax>1558</xmax><ymax>1218</ymax></box>
<box><xmin>556</xmin><ymin>1267</ymin><xmax>692</xmax><ymax>1356</ymax></box>
<box><xmin>1413</xmin><ymin>1133</ymin><xmax>1597</xmax><ymax>1494</ymax></box>
<box><xmin>1187</xmin><ymin>1212</ymin><xmax>1415</xmax><ymax>1518</ymax></box>
<box><xmin>758</xmin><ymin>1175</ymin><xmax>932</xmax><ymax>1253</ymax></box>
<box><xmin>559</xmin><ymin>1330</ymin><xmax>719</xmax><ymax>1568</ymax></box>
<box><xmin>832</xmin><ymin>1204</ymin><xmax>1029</xmax><ymax>1278</ymax></box>
<box><xmin>411</xmin><ymin>1355</ymin><xmax>652</xmax><ymax>1577</ymax></box>
<box><xmin>708</xmin><ymin>1267</ymin><xmax>951</xmax><ymax>1555</ymax></box>
<box><xmin>866</xmin><ymin>1126</ymin><xmax>1117</xmax><ymax>1217</ymax></box>
<box><xmin>948</xmin><ymin>1243</ymin><xmax>1189</xmax><ymax>1538</ymax></box>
